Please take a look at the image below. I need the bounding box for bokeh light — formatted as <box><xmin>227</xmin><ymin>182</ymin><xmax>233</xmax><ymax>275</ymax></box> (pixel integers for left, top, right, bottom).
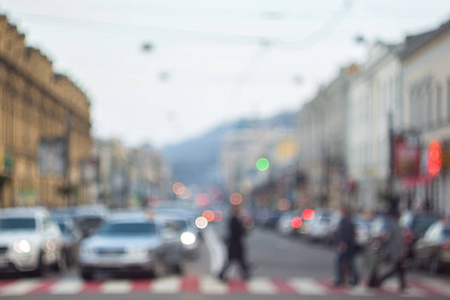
<box><xmin>277</xmin><ymin>198</ymin><xmax>291</xmax><ymax>211</ymax></box>
<box><xmin>256</xmin><ymin>158</ymin><xmax>270</xmax><ymax>171</ymax></box>
<box><xmin>178</xmin><ymin>187</ymin><xmax>192</xmax><ymax>200</ymax></box>
<box><xmin>230</xmin><ymin>193</ymin><xmax>243</xmax><ymax>205</ymax></box>
<box><xmin>202</xmin><ymin>210</ymin><xmax>215</xmax><ymax>222</ymax></box>
<box><xmin>195</xmin><ymin>216</ymin><xmax>208</xmax><ymax>229</ymax></box>
<box><xmin>209</xmin><ymin>186</ymin><xmax>222</xmax><ymax>198</ymax></box>
<box><xmin>302</xmin><ymin>209</ymin><xmax>315</xmax><ymax>220</ymax></box>
<box><xmin>291</xmin><ymin>217</ymin><xmax>303</xmax><ymax>228</ymax></box>
<box><xmin>195</xmin><ymin>193</ymin><xmax>211</xmax><ymax>206</ymax></box>
<box><xmin>180</xmin><ymin>232</ymin><xmax>196</xmax><ymax>245</ymax></box>
<box><xmin>213</xmin><ymin>211</ymin><xmax>223</xmax><ymax>222</ymax></box>
<box><xmin>172</xmin><ymin>182</ymin><xmax>185</xmax><ymax>195</ymax></box>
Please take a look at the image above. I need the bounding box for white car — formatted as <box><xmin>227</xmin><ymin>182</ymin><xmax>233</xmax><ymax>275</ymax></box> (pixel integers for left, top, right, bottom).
<box><xmin>0</xmin><ymin>207</ymin><xmax>65</xmax><ymax>276</ymax></box>
<box><xmin>78</xmin><ymin>218</ymin><xmax>184</xmax><ymax>280</ymax></box>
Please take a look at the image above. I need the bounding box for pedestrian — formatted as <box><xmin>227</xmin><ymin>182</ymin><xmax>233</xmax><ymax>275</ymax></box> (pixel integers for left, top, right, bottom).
<box><xmin>333</xmin><ymin>204</ymin><xmax>358</xmax><ymax>287</ymax></box>
<box><xmin>218</xmin><ymin>205</ymin><xmax>250</xmax><ymax>281</ymax></box>
<box><xmin>374</xmin><ymin>210</ymin><xmax>406</xmax><ymax>293</ymax></box>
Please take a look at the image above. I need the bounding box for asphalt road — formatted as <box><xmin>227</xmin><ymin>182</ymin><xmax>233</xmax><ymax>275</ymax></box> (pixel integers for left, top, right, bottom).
<box><xmin>1</xmin><ymin>224</ymin><xmax>450</xmax><ymax>300</ymax></box>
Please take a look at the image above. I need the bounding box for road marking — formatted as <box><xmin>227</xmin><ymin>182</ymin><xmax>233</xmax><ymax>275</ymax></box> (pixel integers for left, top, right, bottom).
<box><xmin>151</xmin><ymin>276</ymin><xmax>180</xmax><ymax>294</ymax></box>
<box><xmin>0</xmin><ymin>279</ymin><xmax>40</xmax><ymax>296</ymax></box>
<box><xmin>421</xmin><ymin>278</ymin><xmax>450</xmax><ymax>297</ymax></box>
<box><xmin>247</xmin><ymin>277</ymin><xmax>277</xmax><ymax>294</ymax></box>
<box><xmin>203</xmin><ymin>225</ymin><xmax>226</xmax><ymax>274</ymax></box>
<box><xmin>101</xmin><ymin>280</ymin><xmax>131</xmax><ymax>294</ymax></box>
<box><xmin>199</xmin><ymin>275</ymin><xmax>227</xmax><ymax>294</ymax></box>
<box><xmin>289</xmin><ymin>278</ymin><xmax>327</xmax><ymax>295</ymax></box>
<box><xmin>1</xmin><ymin>275</ymin><xmax>450</xmax><ymax>297</ymax></box>
<box><xmin>50</xmin><ymin>278</ymin><xmax>84</xmax><ymax>294</ymax></box>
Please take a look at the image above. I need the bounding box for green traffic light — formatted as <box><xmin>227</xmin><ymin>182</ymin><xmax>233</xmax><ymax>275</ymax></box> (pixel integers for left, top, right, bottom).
<box><xmin>256</xmin><ymin>158</ymin><xmax>269</xmax><ymax>171</ymax></box>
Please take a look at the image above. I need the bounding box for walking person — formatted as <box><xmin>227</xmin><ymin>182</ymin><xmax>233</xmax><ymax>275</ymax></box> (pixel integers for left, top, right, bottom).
<box><xmin>375</xmin><ymin>210</ymin><xmax>406</xmax><ymax>293</ymax></box>
<box><xmin>333</xmin><ymin>205</ymin><xmax>358</xmax><ymax>287</ymax></box>
<box><xmin>218</xmin><ymin>205</ymin><xmax>250</xmax><ymax>281</ymax></box>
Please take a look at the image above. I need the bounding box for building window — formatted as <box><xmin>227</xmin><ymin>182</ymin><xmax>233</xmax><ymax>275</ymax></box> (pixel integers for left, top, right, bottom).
<box><xmin>437</xmin><ymin>83</ymin><xmax>443</xmax><ymax>125</ymax></box>
<box><xmin>447</xmin><ymin>78</ymin><xmax>450</xmax><ymax>122</ymax></box>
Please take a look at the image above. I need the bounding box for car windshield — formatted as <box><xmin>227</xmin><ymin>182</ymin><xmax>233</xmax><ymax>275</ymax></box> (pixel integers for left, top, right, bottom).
<box><xmin>443</xmin><ymin>228</ymin><xmax>450</xmax><ymax>237</ymax></box>
<box><xmin>98</xmin><ymin>222</ymin><xmax>156</xmax><ymax>236</ymax></box>
<box><xmin>169</xmin><ymin>220</ymin><xmax>189</xmax><ymax>232</ymax></box>
<box><xmin>0</xmin><ymin>218</ymin><xmax>36</xmax><ymax>231</ymax></box>
<box><xmin>412</xmin><ymin>217</ymin><xmax>439</xmax><ymax>233</ymax></box>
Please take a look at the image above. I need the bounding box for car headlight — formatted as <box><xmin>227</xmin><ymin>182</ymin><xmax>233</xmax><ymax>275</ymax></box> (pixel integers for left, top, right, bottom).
<box><xmin>13</xmin><ymin>240</ymin><xmax>31</xmax><ymax>254</ymax></box>
<box><xmin>180</xmin><ymin>232</ymin><xmax>196</xmax><ymax>246</ymax></box>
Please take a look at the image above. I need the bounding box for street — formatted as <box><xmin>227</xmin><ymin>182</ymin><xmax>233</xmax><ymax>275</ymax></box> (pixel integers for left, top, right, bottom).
<box><xmin>1</xmin><ymin>225</ymin><xmax>450</xmax><ymax>299</ymax></box>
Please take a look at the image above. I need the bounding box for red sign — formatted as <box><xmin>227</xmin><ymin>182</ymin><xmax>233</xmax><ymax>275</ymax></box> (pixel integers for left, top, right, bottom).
<box><xmin>428</xmin><ymin>140</ymin><xmax>442</xmax><ymax>177</ymax></box>
<box><xmin>394</xmin><ymin>137</ymin><xmax>421</xmax><ymax>178</ymax></box>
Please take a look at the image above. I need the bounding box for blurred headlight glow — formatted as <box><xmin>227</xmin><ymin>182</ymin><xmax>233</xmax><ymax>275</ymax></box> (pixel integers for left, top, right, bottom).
<box><xmin>195</xmin><ymin>216</ymin><xmax>208</xmax><ymax>229</ymax></box>
<box><xmin>180</xmin><ymin>232</ymin><xmax>196</xmax><ymax>245</ymax></box>
<box><xmin>13</xmin><ymin>240</ymin><xmax>31</xmax><ymax>253</ymax></box>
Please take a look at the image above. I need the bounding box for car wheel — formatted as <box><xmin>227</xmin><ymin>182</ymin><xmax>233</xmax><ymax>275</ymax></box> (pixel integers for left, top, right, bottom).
<box><xmin>152</xmin><ymin>260</ymin><xmax>167</xmax><ymax>278</ymax></box>
<box><xmin>53</xmin><ymin>250</ymin><xmax>67</xmax><ymax>273</ymax></box>
<box><xmin>81</xmin><ymin>270</ymin><xmax>94</xmax><ymax>281</ymax></box>
<box><xmin>429</xmin><ymin>256</ymin><xmax>441</xmax><ymax>275</ymax></box>
<box><xmin>32</xmin><ymin>252</ymin><xmax>48</xmax><ymax>277</ymax></box>
<box><xmin>173</xmin><ymin>262</ymin><xmax>184</xmax><ymax>275</ymax></box>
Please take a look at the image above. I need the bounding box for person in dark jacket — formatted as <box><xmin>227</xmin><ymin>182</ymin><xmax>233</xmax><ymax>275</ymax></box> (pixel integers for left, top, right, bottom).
<box><xmin>334</xmin><ymin>205</ymin><xmax>358</xmax><ymax>286</ymax></box>
<box><xmin>218</xmin><ymin>205</ymin><xmax>249</xmax><ymax>281</ymax></box>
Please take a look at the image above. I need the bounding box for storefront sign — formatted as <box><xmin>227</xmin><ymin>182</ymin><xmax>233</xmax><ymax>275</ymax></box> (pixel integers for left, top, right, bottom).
<box><xmin>394</xmin><ymin>137</ymin><xmax>421</xmax><ymax>177</ymax></box>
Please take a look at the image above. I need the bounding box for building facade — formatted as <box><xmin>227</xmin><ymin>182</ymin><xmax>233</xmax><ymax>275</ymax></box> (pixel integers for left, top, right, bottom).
<box><xmin>298</xmin><ymin>64</ymin><xmax>359</xmax><ymax>209</ymax></box>
<box><xmin>402</xmin><ymin>20</ymin><xmax>450</xmax><ymax>215</ymax></box>
<box><xmin>0</xmin><ymin>15</ymin><xmax>92</xmax><ymax>207</ymax></box>
<box><xmin>347</xmin><ymin>42</ymin><xmax>403</xmax><ymax>210</ymax></box>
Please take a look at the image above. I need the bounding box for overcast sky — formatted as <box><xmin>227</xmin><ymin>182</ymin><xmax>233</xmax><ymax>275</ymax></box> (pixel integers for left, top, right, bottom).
<box><xmin>1</xmin><ymin>0</ymin><xmax>449</xmax><ymax>148</ymax></box>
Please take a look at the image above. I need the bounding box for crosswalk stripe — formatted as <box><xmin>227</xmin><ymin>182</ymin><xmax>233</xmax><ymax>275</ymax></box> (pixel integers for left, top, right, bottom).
<box><xmin>199</xmin><ymin>275</ymin><xmax>227</xmax><ymax>294</ymax></box>
<box><xmin>271</xmin><ymin>278</ymin><xmax>297</xmax><ymax>294</ymax></box>
<box><xmin>346</xmin><ymin>285</ymin><xmax>376</xmax><ymax>297</ymax></box>
<box><xmin>130</xmin><ymin>279</ymin><xmax>152</xmax><ymax>292</ymax></box>
<box><xmin>50</xmin><ymin>278</ymin><xmax>84</xmax><ymax>295</ymax></box>
<box><xmin>421</xmin><ymin>278</ymin><xmax>450</xmax><ymax>297</ymax></box>
<box><xmin>383</xmin><ymin>279</ymin><xmax>426</xmax><ymax>297</ymax></box>
<box><xmin>1</xmin><ymin>275</ymin><xmax>450</xmax><ymax>297</ymax></box>
<box><xmin>289</xmin><ymin>278</ymin><xmax>327</xmax><ymax>295</ymax></box>
<box><xmin>0</xmin><ymin>279</ymin><xmax>41</xmax><ymax>296</ymax></box>
<box><xmin>151</xmin><ymin>276</ymin><xmax>180</xmax><ymax>294</ymax></box>
<box><xmin>101</xmin><ymin>280</ymin><xmax>132</xmax><ymax>294</ymax></box>
<box><xmin>227</xmin><ymin>279</ymin><xmax>248</xmax><ymax>293</ymax></box>
<box><xmin>247</xmin><ymin>277</ymin><xmax>277</xmax><ymax>294</ymax></box>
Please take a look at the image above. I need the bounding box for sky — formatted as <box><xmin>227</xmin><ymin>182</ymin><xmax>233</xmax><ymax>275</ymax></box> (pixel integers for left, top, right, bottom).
<box><xmin>1</xmin><ymin>0</ymin><xmax>449</xmax><ymax>148</ymax></box>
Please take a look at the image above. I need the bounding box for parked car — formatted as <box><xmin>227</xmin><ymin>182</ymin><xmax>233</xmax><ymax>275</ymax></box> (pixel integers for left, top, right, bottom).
<box><xmin>78</xmin><ymin>217</ymin><xmax>184</xmax><ymax>280</ymax></box>
<box><xmin>255</xmin><ymin>209</ymin><xmax>281</xmax><ymax>228</ymax></box>
<box><xmin>277</xmin><ymin>211</ymin><xmax>302</xmax><ymax>236</ymax></box>
<box><xmin>305</xmin><ymin>208</ymin><xmax>335</xmax><ymax>242</ymax></box>
<box><xmin>400</xmin><ymin>212</ymin><xmax>440</xmax><ymax>243</ymax></box>
<box><xmin>413</xmin><ymin>219</ymin><xmax>450</xmax><ymax>274</ymax></box>
<box><xmin>0</xmin><ymin>207</ymin><xmax>66</xmax><ymax>276</ymax></box>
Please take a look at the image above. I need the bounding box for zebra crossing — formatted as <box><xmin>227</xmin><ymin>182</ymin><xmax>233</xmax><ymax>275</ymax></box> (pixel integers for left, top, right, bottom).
<box><xmin>0</xmin><ymin>276</ymin><xmax>449</xmax><ymax>297</ymax></box>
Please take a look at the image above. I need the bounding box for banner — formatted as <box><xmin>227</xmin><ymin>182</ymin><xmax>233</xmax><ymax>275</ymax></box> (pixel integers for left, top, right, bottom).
<box><xmin>394</xmin><ymin>136</ymin><xmax>421</xmax><ymax>178</ymax></box>
<box><xmin>38</xmin><ymin>138</ymin><xmax>67</xmax><ymax>176</ymax></box>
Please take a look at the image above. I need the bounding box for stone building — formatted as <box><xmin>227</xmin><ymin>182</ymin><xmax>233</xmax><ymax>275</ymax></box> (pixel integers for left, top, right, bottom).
<box><xmin>0</xmin><ymin>15</ymin><xmax>92</xmax><ymax>207</ymax></box>
<box><xmin>401</xmin><ymin>19</ymin><xmax>450</xmax><ymax>215</ymax></box>
<box><xmin>298</xmin><ymin>64</ymin><xmax>359</xmax><ymax>209</ymax></box>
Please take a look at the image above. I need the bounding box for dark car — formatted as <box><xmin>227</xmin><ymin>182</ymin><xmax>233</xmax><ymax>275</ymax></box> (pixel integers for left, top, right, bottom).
<box><xmin>414</xmin><ymin>219</ymin><xmax>450</xmax><ymax>274</ymax></box>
